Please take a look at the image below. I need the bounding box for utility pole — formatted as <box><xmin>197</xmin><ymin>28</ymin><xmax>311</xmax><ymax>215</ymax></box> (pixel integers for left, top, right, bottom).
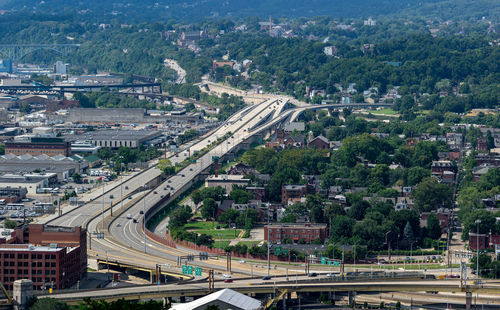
<box><xmin>476</xmin><ymin>220</ymin><xmax>481</xmax><ymax>279</ymax></box>
<box><xmin>267</xmin><ymin>206</ymin><xmax>271</xmax><ymax>277</ymax></box>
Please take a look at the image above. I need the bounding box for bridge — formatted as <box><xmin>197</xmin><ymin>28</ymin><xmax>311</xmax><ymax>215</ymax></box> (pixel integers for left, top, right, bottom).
<box><xmin>42</xmin><ymin>278</ymin><xmax>500</xmax><ymax>307</ymax></box>
<box><xmin>0</xmin><ymin>44</ymin><xmax>80</xmax><ymax>62</ymax></box>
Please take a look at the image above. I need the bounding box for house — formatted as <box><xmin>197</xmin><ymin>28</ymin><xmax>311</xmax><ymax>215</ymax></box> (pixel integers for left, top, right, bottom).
<box><xmin>420</xmin><ymin>211</ymin><xmax>450</xmax><ymax>234</ymax></box>
<box><xmin>446</xmin><ymin>133</ymin><xmax>463</xmax><ymax>150</ymax></box>
<box><xmin>282</xmin><ymin>185</ymin><xmax>307</xmax><ymax>205</ymax></box>
<box><xmin>431</xmin><ymin>161</ymin><xmax>454</xmax><ymax>178</ymax></box>
<box><xmin>245</xmin><ymin>187</ymin><xmax>265</xmax><ymax>200</ymax></box>
<box><xmin>472</xmin><ymin>165</ymin><xmax>493</xmax><ymax>182</ymax></box>
<box><xmin>477</xmin><ymin>137</ymin><xmax>488</xmax><ymax>153</ymax></box>
<box><xmin>227</xmin><ymin>163</ymin><xmax>258</xmax><ymax>176</ymax></box>
<box><xmin>395</xmin><ymin>197</ymin><xmax>414</xmax><ymax>211</ymax></box>
<box><xmin>308</xmin><ymin>135</ymin><xmax>330</xmax><ymax>150</ymax></box>
<box><xmin>475</xmin><ymin>154</ymin><xmax>500</xmax><ymax>167</ymax></box>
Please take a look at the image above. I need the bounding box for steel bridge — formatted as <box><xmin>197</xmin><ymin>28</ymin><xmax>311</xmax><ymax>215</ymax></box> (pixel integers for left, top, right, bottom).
<box><xmin>0</xmin><ymin>44</ymin><xmax>80</xmax><ymax>62</ymax></box>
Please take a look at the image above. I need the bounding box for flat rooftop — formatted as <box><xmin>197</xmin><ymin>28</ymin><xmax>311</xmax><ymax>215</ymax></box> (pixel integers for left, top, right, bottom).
<box><xmin>64</xmin><ymin>129</ymin><xmax>161</xmax><ymax>142</ymax></box>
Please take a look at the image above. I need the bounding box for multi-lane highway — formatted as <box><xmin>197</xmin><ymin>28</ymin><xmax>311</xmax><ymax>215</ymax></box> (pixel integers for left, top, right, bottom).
<box><xmin>48</xmin><ymin>97</ymin><xmax>291</xmax><ymax>276</ymax></box>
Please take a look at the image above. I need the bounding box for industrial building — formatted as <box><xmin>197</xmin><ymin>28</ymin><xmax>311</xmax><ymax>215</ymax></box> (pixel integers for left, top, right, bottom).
<box><xmin>204</xmin><ymin>175</ymin><xmax>250</xmax><ymax>194</ymax></box>
<box><xmin>0</xmin><ymin>154</ymin><xmax>88</xmax><ymax>181</ymax></box>
<box><xmin>0</xmin><ymin>224</ymin><xmax>87</xmax><ymax>291</ymax></box>
<box><xmin>0</xmin><ymin>187</ymin><xmax>27</xmax><ymax>203</ymax></box>
<box><xmin>64</xmin><ymin>129</ymin><xmax>162</xmax><ymax>149</ymax></box>
<box><xmin>0</xmin><ymin>173</ymin><xmax>57</xmax><ymax>195</ymax></box>
<box><xmin>5</xmin><ymin>137</ymin><xmax>72</xmax><ymax>156</ymax></box>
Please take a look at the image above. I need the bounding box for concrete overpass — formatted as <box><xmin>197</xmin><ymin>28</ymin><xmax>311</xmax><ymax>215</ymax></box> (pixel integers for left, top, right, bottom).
<box><xmin>41</xmin><ymin>279</ymin><xmax>500</xmax><ymax>307</ymax></box>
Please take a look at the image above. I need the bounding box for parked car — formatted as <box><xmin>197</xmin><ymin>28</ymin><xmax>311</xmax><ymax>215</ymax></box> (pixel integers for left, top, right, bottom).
<box><xmin>308</xmin><ymin>273</ymin><xmax>318</xmax><ymax>277</ymax></box>
<box><xmin>261</xmin><ymin>276</ymin><xmax>271</xmax><ymax>280</ymax></box>
<box><xmin>224</xmin><ymin>279</ymin><xmax>233</xmax><ymax>283</ymax></box>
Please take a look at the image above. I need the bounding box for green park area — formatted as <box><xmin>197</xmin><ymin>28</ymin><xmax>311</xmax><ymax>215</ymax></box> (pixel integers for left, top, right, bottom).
<box><xmin>370</xmin><ymin>108</ymin><xmax>397</xmax><ymax>115</ymax></box>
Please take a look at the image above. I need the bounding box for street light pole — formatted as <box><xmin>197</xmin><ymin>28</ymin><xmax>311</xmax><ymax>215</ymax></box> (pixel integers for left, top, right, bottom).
<box><xmin>476</xmin><ymin>219</ymin><xmax>481</xmax><ymax>279</ymax></box>
<box><xmin>144</xmin><ymin>186</ymin><xmax>147</xmax><ymax>253</ymax></box>
<box><xmin>101</xmin><ymin>179</ymin><xmax>105</xmax><ymax>230</ymax></box>
<box><xmin>267</xmin><ymin>206</ymin><xmax>271</xmax><ymax>277</ymax></box>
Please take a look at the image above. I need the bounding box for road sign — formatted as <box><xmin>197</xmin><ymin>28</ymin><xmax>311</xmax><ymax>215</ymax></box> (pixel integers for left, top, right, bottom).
<box><xmin>274</xmin><ymin>247</ymin><xmax>282</xmax><ymax>256</ymax></box>
<box><xmin>182</xmin><ymin>265</ymin><xmax>188</xmax><ymax>274</ymax></box>
<box><xmin>188</xmin><ymin>265</ymin><xmax>193</xmax><ymax>275</ymax></box>
<box><xmin>327</xmin><ymin>260</ymin><xmax>332</xmax><ymax>266</ymax></box>
<box><xmin>333</xmin><ymin>261</ymin><xmax>340</xmax><ymax>267</ymax></box>
<box><xmin>321</xmin><ymin>257</ymin><xmax>326</xmax><ymax>265</ymax></box>
<box><xmin>195</xmin><ymin>267</ymin><xmax>202</xmax><ymax>276</ymax></box>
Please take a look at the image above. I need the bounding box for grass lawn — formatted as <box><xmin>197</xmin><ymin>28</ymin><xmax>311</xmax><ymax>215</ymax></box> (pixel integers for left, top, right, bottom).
<box><xmin>214</xmin><ymin>241</ymin><xmax>230</xmax><ymax>249</ymax></box>
<box><xmin>371</xmin><ymin>108</ymin><xmax>397</xmax><ymax>115</ymax></box>
<box><xmin>237</xmin><ymin>241</ymin><xmax>262</xmax><ymax>247</ymax></box>
<box><xmin>184</xmin><ymin>221</ymin><xmax>215</xmax><ymax>230</ymax></box>
<box><xmin>195</xmin><ymin>229</ymin><xmax>241</xmax><ymax>239</ymax></box>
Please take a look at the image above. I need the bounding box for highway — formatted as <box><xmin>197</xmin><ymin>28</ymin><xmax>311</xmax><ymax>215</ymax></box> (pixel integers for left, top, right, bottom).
<box><xmin>48</xmin><ymin>97</ymin><xmax>291</xmax><ymax>276</ymax></box>
<box><xmin>46</xmin><ymin>90</ymin><xmax>401</xmax><ymax>280</ymax></box>
<box><xmin>44</xmin><ymin>279</ymin><xmax>500</xmax><ymax>303</ymax></box>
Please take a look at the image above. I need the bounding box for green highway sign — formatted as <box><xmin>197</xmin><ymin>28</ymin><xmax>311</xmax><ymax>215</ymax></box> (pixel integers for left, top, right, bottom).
<box><xmin>333</xmin><ymin>261</ymin><xmax>340</xmax><ymax>267</ymax></box>
<box><xmin>182</xmin><ymin>265</ymin><xmax>188</xmax><ymax>274</ymax></box>
<box><xmin>327</xmin><ymin>260</ymin><xmax>332</xmax><ymax>266</ymax></box>
<box><xmin>274</xmin><ymin>247</ymin><xmax>282</xmax><ymax>256</ymax></box>
<box><xmin>195</xmin><ymin>267</ymin><xmax>202</xmax><ymax>276</ymax></box>
<box><xmin>188</xmin><ymin>266</ymin><xmax>193</xmax><ymax>275</ymax></box>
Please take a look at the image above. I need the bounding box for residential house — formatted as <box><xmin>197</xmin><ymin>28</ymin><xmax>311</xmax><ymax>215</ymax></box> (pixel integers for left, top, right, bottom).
<box><xmin>308</xmin><ymin>135</ymin><xmax>330</xmax><ymax>150</ymax></box>
<box><xmin>282</xmin><ymin>185</ymin><xmax>307</xmax><ymax>205</ymax></box>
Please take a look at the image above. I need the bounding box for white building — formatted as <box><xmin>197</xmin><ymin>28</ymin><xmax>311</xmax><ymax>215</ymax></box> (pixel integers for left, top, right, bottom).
<box><xmin>54</xmin><ymin>61</ymin><xmax>68</xmax><ymax>75</ymax></box>
<box><xmin>364</xmin><ymin>18</ymin><xmax>376</xmax><ymax>26</ymax></box>
<box><xmin>171</xmin><ymin>288</ymin><xmax>261</xmax><ymax>310</ymax></box>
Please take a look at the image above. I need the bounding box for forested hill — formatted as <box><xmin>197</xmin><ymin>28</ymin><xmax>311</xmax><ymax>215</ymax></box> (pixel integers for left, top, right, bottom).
<box><xmin>0</xmin><ymin>0</ymin><xmax>497</xmax><ymax>23</ymax></box>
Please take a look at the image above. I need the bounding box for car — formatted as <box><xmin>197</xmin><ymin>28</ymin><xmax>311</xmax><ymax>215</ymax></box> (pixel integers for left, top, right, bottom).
<box><xmin>223</xmin><ymin>274</ymin><xmax>231</xmax><ymax>279</ymax></box>
<box><xmin>125</xmin><ymin>186</ymin><xmax>128</xmax><ymax>190</ymax></box>
<box><xmin>153</xmin><ymin>191</ymin><xmax>158</xmax><ymax>194</ymax></box>
<box><xmin>163</xmin><ymin>187</ymin><xmax>167</xmax><ymax>190</ymax></box>
<box><xmin>160</xmin><ymin>195</ymin><xmax>164</xmax><ymax>198</ymax></box>
<box><xmin>308</xmin><ymin>273</ymin><xmax>318</xmax><ymax>277</ymax></box>
<box><xmin>133</xmin><ymin>219</ymin><xmax>138</xmax><ymax>223</ymax></box>
<box><xmin>127</xmin><ymin>214</ymin><xmax>132</xmax><ymax>219</ymax></box>
<box><xmin>189</xmin><ymin>168</ymin><xmax>193</xmax><ymax>171</ymax></box>
<box><xmin>238</xmin><ymin>260</ymin><xmax>245</xmax><ymax>263</ymax></box>
<box><xmin>327</xmin><ymin>273</ymin><xmax>336</xmax><ymax>277</ymax></box>
<box><xmin>139</xmin><ymin>210</ymin><xmax>144</xmax><ymax>214</ymax></box>
<box><xmin>109</xmin><ymin>195</ymin><xmax>114</xmax><ymax>199</ymax></box>
<box><xmin>261</xmin><ymin>276</ymin><xmax>271</xmax><ymax>280</ymax></box>
<box><xmin>224</xmin><ymin>279</ymin><xmax>233</xmax><ymax>283</ymax></box>
<box><xmin>181</xmin><ymin>174</ymin><xmax>185</xmax><ymax>177</ymax></box>
<box><xmin>128</xmin><ymin>196</ymin><xmax>133</xmax><ymax>199</ymax></box>
<box><xmin>116</xmin><ymin>223</ymin><xmax>121</xmax><ymax>227</ymax></box>
<box><xmin>168</xmin><ymin>180</ymin><xmax>171</xmax><ymax>183</ymax></box>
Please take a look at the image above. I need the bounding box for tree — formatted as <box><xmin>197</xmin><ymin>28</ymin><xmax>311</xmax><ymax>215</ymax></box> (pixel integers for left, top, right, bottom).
<box><xmin>427</xmin><ymin>213</ymin><xmax>442</xmax><ymax>240</ymax></box>
<box><xmin>348</xmin><ymin>201</ymin><xmax>370</xmax><ymax>221</ymax></box>
<box><xmin>330</xmin><ymin>215</ymin><xmax>355</xmax><ymax>242</ymax></box>
<box><xmin>72</xmin><ymin>172</ymin><xmax>82</xmax><ymax>184</ymax></box>
<box><xmin>306</xmin><ymin>194</ymin><xmax>326</xmax><ymax>223</ymax></box>
<box><xmin>30</xmin><ymin>298</ymin><xmax>69</xmax><ymax>310</ymax></box>
<box><xmin>201</xmin><ymin>198</ymin><xmax>218</xmax><ymax>220</ymax></box>
<box><xmin>412</xmin><ymin>178</ymin><xmax>452</xmax><ymax>212</ymax></box>
<box><xmin>4</xmin><ymin>219</ymin><xmax>17</xmax><ymax>229</ymax></box>
<box><xmin>486</xmin><ymin>131</ymin><xmax>495</xmax><ymax>150</ymax></box>
<box><xmin>229</xmin><ymin>188</ymin><xmax>253</xmax><ymax>204</ymax></box>
<box><xmin>169</xmin><ymin>206</ymin><xmax>192</xmax><ymax>228</ymax></box>
<box><xmin>470</xmin><ymin>253</ymin><xmax>491</xmax><ymax>277</ymax></box>
<box><xmin>402</xmin><ymin>221</ymin><xmax>415</xmax><ymax>248</ymax></box>
<box><xmin>158</xmin><ymin>159</ymin><xmax>175</xmax><ymax>175</ymax></box>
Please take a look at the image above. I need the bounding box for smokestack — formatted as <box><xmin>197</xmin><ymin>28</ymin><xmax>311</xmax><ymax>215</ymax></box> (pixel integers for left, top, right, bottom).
<box><xmin>269</xmin><ymin>16</ymin><xmax>272</xmax><ymax>36</ymax></box>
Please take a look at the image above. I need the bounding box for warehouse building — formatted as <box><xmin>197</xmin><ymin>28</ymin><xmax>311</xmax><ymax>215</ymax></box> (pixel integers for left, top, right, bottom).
<box><xmin>64</xmin><ymin>129</ymin><xmax>162</xmax><ymax>149</ymax></box>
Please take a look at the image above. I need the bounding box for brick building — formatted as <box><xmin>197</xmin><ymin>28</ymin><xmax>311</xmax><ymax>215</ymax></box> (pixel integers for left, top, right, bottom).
<box><xmin>0</xmin><ymin>224</ymin><xmax>86</xmax><ymax>290</ymax></box>
<box><xmin>281</xmin><ymin>185</ymin><xmax>307</xmax><ymax>204</ymax></box>
<box><xmin>308</xmin><ymin>135</ymin><xmax>330</xmax><ymax>150</ymax></box>
<box><xmin>0</xmin><ymin>187</ymin><xmax>27</xmax><ymax>203</ymax></box>
<box><xmin>5</xmin><ymin>137</ymin><xmax>71</xmax><ymax>156</ymax></box>
<box><xmin>264</xmin><ymin>223</ymin><xmax>328</xmax><ymax>244</ymax></box>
